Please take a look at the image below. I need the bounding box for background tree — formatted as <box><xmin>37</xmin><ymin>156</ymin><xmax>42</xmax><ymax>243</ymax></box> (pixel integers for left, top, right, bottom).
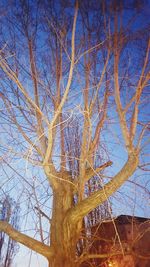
<box><xmin>0</xmin><ymin>1</ymin><xmax>149</xmax><ymax>267</ymax></box>
<box><xmin>0</xmin><ymin>195</ymin><xmax>20</xmax><ymax>267</ymax></box>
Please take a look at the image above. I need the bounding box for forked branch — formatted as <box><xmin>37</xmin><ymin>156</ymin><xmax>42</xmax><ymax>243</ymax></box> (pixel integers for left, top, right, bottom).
<box><xmin>64</xmin><ymin>151</ymin><xmax>139</xmax><ymax>226</ymax></box>
<box><xmin>43</xmin><ymin>0</ymin><xmax>78</xmax><ymax>166</ymax></box>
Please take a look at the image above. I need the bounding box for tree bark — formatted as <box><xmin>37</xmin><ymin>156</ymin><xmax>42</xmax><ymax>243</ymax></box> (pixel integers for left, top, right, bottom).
<box><xmin>48</xmin><ymin>257</ymin><xmax>77</xmax><ymax>267</ymax></box>
<box><xmin>0</xmin><ymin>221</ymin><xmax>53</xmax><ymax>259</ymax></box>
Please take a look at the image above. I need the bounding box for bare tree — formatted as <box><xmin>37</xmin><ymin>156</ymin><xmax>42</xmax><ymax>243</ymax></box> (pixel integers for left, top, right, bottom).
<box><xmin>0</xmin><ymin>1</ymin><xmax>149</xmax><ymax>267</ymax></box>
<box><xmin>0</xmin><ymin>195</ymin><xmax>20</xmax><ymax>267</ymax></box>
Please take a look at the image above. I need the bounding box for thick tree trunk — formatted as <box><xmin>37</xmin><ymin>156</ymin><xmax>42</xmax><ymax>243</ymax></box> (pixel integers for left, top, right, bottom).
<box><xmin>48</xmin><ymin>256</ymin><xmax>77</xmax><ymax>267</ymax></box>
<box><xmin>49</xmin><ymin>180</ymin><xmax>81</xmax><ymax>267</ymax></box>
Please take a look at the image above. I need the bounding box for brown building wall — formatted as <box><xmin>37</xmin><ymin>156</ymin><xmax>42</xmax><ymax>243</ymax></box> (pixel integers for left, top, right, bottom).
<box><xmin>81</xmin><ymin>215</ymin><xmax>150</xmax><ymax>267</ymax></box>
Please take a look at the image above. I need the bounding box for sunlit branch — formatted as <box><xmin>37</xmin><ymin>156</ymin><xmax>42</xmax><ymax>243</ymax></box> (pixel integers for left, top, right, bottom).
<box><xmin>0</xmin><ymin>221</ymin><xmax>54</xmax><ymax>259</ymax></box>
<box><xmin>75</xmin><ymin>39</ymin><xmax>107</xmax><ymax>64</ymax></box>
<box><xmin>43</xmin><ymin>0</ymin><xmax>78</xmax><ymax>166</ymax></box>
<box><xmin>89</xmin><ymin>89</ymin><xmax>109</xmax><ymax>154</ymax></box>
<box><xmin>28</xmin><ymin>39</ymin><xmax>47</xmax><ymax>154</ymax></box>
<box><xmin>137</xmin><ymin>122</ymin><xmax>150</xmax><ymax>150</ymax></box>
<box><xmin>83</xmin><ymin>160</ymin><xmax>113</xmax><ymax>183</ymax></box>
<box><xmin>64</xmin><ymin>151</ymin><xmax>139</xmax><ymax>225</ymax></box>
<box><xmin>114</xmin><ymin>14</ymin><xmax>130</xmax><ymax>150</ymax></box>
<box><xmin>89</xmin><ymin>50</ymin><xmax>110</xmax><ymax>114</ymax></box>
<box><xmin>78</xmin><ymin>252</ymin><xmax>125</xmax><ymax>264</ymax></box>
<box><xmin>129</xmin><ymin>39</ymin><xmax>150</xmax><ymax>142</ymax></box>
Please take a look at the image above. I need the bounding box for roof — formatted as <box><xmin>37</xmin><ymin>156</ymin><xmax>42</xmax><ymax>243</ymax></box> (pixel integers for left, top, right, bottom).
<box><xmin>114</xmin><ymin>215</ymin><xmax>149</xmax><ymax>224</ymax></box>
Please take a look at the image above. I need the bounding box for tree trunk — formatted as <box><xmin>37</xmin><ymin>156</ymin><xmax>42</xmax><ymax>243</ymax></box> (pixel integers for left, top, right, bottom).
<box><xmin>49</xmin><ymin>181</ymin><xmax>81</xmax><ymax>267</ymax></box>
<box><xmin>48</xmin><ymin>256</ymin><xmax>77</xmax><ymax>267</ymax></box>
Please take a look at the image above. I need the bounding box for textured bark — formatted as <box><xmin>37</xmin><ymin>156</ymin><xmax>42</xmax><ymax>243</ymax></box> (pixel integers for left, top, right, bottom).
<box><xmin>49</xmin><ymin>257</ymin><xmax>77</xmax><ymax>267</ymax></box>
<box><xmin>63</xmin><ymin>152</ymin><xmax>139</xmax><ymax>233</ymax></box>
<box><xmin>48</xmin><ymin>152</ymin><xmax>139</xmax><ymax>267</ymax></box>
<box><xmin>50</xmin><ymin>181</ymin><xmax>79</xmax><ymax>267</ymax></box>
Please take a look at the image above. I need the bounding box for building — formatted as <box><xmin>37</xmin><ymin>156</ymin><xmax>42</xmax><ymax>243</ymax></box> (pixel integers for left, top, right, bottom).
<box><xmin>82</xmin><ymin>215</ymin><xmax>150</xmax><ymax>267</ymax></box>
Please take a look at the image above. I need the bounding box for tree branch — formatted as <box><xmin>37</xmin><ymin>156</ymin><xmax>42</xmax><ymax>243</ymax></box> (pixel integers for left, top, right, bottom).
<box><xmin>129</xmin><ymin>39</ymin><xmax>150</xmax><ymax>142</ymax></box>
<box><xmin>0</xmin><ymin>221</ymin><xmax>54</xmax><ymax>259</ymax></box>
<box><xmin>43</xmin><ymin>0</ymin><xmax>78</xmax><ymax>166</ymax></box>
<box><xmin>0</xmin><ymin>57</ymin><xmax>49</xmax><ymax>125</ymax></box>
<box><xmin>65</xmin><ymin>151</ymin><xmax>139</xmax><ymax>226</ymax></box>
<box><xmin>78</xmin><ymin>252</ymin><xmax>124</xmax><ymax>264</ymax></box>
<box><xmin>114</xmin><ymin>12</ymin><xmax>130</xmax><ymax>150</ymax></box>
<box><xmin>84</xmin><ymin>160</ymin><xmax>113</xmax><ymax>183</ymax></box>
<box><xmin>28</xmin><ymin>39</ymin><xmax>47</xmax><ymax>154</ymax></box>
<box><xmin>35</xmin><ymin>206</ymin><xmax>51</xmax><ymax>222</ymax></box>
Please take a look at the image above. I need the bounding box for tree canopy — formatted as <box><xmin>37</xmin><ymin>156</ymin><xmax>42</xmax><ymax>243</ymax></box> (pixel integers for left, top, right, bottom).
<box><xmin>0</xmin><ymin>1</ymin><xmax>149</xmax><ymax>267</ymax></box>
